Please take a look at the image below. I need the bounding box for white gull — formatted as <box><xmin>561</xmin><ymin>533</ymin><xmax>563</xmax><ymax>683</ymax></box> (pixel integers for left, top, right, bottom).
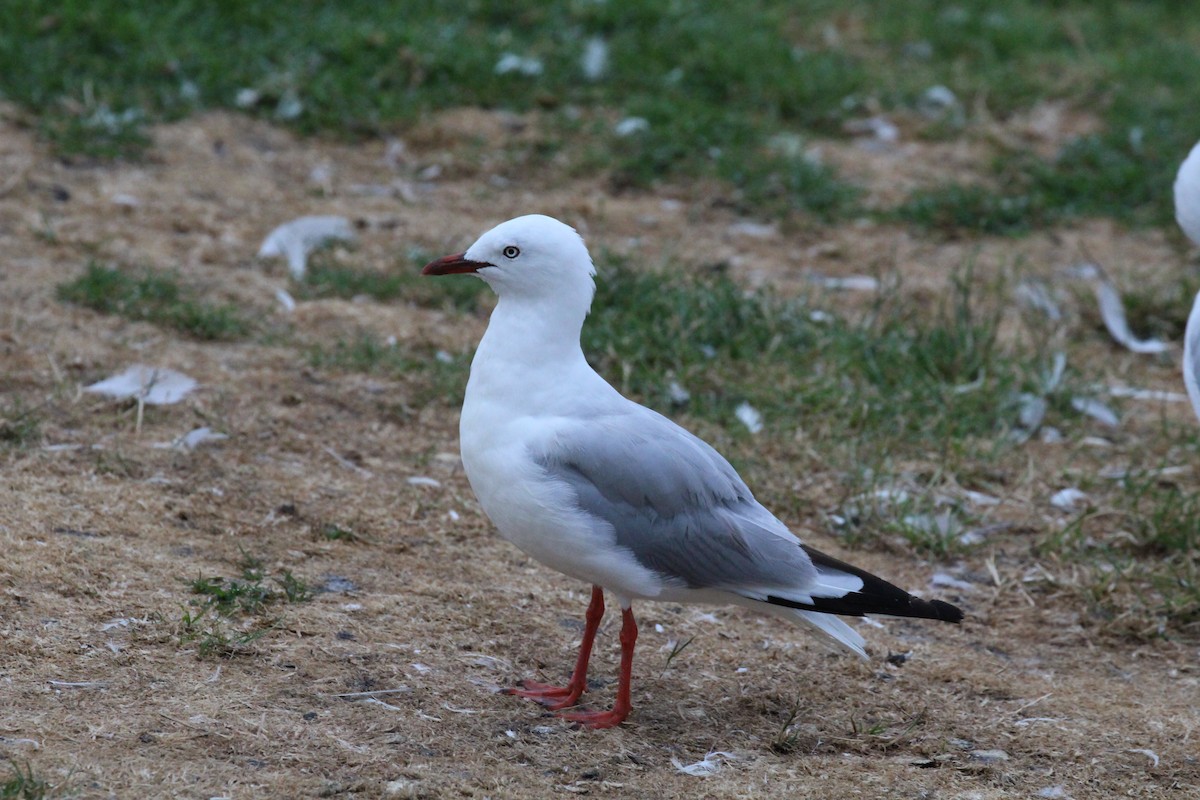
<box><xmin>423</xmin><ymin>214</ymin><xmax>963</xmax><ymax>728</ymax></box>
<box><xmin>1174</xmin><ymin>141</ymin><xmax>1200</xmax><ymax>423</ymax></box>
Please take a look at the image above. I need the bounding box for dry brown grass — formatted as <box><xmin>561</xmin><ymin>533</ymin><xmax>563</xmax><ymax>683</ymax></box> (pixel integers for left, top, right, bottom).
<box><xmin>1</xmin><ymin>109</ymin><xmax>1197</xmax><ymax>798</ymax></box>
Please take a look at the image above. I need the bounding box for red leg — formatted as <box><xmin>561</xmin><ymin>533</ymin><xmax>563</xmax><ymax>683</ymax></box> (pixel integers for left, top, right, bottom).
<box><xmin>503</xmin><ymin>585</ymin><xmax>604</xmax><ymax>710</ymax></box>
<box><xmin>560</xmin><ymin>605</ymin><xmax>637</xmax><ymax>729</ymax></box>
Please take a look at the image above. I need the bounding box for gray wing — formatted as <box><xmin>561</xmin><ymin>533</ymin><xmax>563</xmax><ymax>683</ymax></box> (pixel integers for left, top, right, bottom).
<box><xmin>534</xmin><ymin>406</ymin><xmax>818</xmax><ymax>593</ymax></box>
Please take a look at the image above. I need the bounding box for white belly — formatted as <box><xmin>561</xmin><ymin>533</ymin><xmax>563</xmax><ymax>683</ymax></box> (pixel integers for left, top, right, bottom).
<box><xmin>459</xmin><ymin>412</ymin><xmax>663</xmax><ymax>599</ymax></box>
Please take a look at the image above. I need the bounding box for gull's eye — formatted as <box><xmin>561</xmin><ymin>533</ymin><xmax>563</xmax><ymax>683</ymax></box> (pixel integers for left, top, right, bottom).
<box><xmin>502</xmin><ymin>245</ymin><xmax>520</xmax><ymax>259</ymax></box>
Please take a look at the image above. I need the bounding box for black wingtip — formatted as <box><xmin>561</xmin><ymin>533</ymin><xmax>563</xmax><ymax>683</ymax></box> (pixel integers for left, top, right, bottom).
<box><xmin>928</xmin><ymin>598</ymin><xmax>965</xmax><ymax>624</ymax></box>
<box><xmin>762</xmin><ymin>545</ymin><xmax>966</xmax><ymax>623</ymax></box>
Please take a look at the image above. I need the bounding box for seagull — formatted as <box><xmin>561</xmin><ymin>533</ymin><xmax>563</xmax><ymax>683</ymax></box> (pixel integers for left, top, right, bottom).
<box><xmin>1174</xmin><ymin>141</ymin><xmax>1200</xmax><ymax>423</ymax></box>
<box><xmin>423</xmin><ymin>215</ymin><xmax>964</xmax><ymax>728</ymax></box>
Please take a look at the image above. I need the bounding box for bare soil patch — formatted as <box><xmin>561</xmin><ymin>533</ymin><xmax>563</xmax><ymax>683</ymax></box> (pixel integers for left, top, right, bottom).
<box><xmin>1</xmin><ymin>110</ymin><xmax>1197</xmax><ymax>798</ymax></box>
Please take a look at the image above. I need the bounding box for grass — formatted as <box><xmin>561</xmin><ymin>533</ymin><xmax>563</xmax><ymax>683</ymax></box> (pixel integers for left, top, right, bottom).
<box><xmin>57</xmin><ymin>262</ymin><xmax>252</xmax><ymax>340</ymax></box>
<box><xmin>0</xmin><ymin>762</ymin><xmax>49</xmax><ymax>800</ymax></box>
<box><xmin>299</xmin><ymin>253</ymin><xmax>489</xmax><ymax>312</ymax></box>
<box><xmin>6</xmin><ymin>3</ymin><xmax>1198</xmax><ymax>227</ymax></box>
<box><xmin>895</xmin><ymin>184</ymin><xmax>1048</xmax><ymax>237</ymax></box>
<box><xmin>0</xmin><ymin>400</ymin><xmax>42</xmax><ymax>449</ymax></box>
<box><xmin>180</xmin><ymin>552</ymin><xmax>312</xmax><ymax>657</ymax></box>
<box><xmin>585</xmin><ymin>254</ymin><xmax>1059</xmax><ymax>455</ymax></box>
<box><xmin>1114</xmin><ymin>476</ymin><xmax>1200</xmax><ymax>625</ymax></box>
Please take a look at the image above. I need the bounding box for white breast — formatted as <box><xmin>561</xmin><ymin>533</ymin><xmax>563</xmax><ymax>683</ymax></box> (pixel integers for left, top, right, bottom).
<box><xmin>459</xmin><ymin>379</ymin><xmax>664</xmax><ymax>598</ymax></box>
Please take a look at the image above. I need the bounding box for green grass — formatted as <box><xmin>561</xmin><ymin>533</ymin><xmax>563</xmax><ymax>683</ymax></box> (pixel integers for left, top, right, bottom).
<box><xmin>895</xmin><ymin>183</ymin><xmax>1048</xmax><ymax>237</ymax></box>
<box><xmin>307</xmin><ymin>333</ymin><xmax>471</xmax><ymax>407</ymax></box>
<box><xmin>57</xmin><ymin>262</ymin><xmax>252</xmax><ymax>340</ymax></box>
<box><xmin>1118</xmin><ymin>474</ymin><xmax>1200</xmax><ymax>596</ymax></box>
<box><xmin>0</xmin><ymin>400</ymin><xmax>42</xmax><ymax>449</ymax></box>
<box><xmin>181</xmin><ymin>552</ymin><xmax>312</xmax><ymax>657</ymax></box>
<box><xmin>300</xmin><ymin>253</ymin><xmax>489</xmax><ymax>312</ymax></box>
<box><xmin>585</xmin><ymin>254</ymin><xmax>1058</xmax><ymax>452</ymax></box>
<box><xmin>8</xmin><ymin>2</ymin><xmax>1197</xmax><ymax>226</ymax></box>
<box><xmin>1</xmin><ymin>761</ymin><xmax>49</xmax><ymax>800</ymax></box>
<box><xmin>318</xmin><ymin>523</ymin><xmax>361</xmax><ymax>543</ymax></box>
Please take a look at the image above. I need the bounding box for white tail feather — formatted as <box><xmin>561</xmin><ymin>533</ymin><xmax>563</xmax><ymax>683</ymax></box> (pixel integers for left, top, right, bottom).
<box><xmin>793</xmin><ymin>610</ymin><xmax>867</xmax><ymax>659</ymax></box>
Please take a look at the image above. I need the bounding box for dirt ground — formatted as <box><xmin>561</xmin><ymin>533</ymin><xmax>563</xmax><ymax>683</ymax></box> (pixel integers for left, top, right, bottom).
<box><xmin>1</xmin><ymin>107</ymin><xmax>1197</xmax><ymax>798</ymax></box>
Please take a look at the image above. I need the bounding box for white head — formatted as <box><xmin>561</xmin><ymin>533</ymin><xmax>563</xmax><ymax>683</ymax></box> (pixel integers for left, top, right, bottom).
<box><xmin>1176</xmin><ymin>141</ymin><xmax>1200</xmax><ymax>246</ymax></box>
<box><xmin>423</xmin><ymin>214</ymin><xmax>596</xmax><ymax>310</ymax></box>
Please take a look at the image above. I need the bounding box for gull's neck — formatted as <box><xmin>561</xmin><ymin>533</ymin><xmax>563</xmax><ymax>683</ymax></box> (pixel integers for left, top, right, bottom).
<box><xmin>467</xmin><ymin>293</ymin><xmax>601</xmax><ymax>412</ymax></box>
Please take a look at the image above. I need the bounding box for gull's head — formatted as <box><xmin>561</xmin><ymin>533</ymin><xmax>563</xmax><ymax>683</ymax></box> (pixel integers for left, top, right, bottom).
<box><xmin>422</xmin><ymin>214</ymin><xmax>596</xmax><ymax>307</ymax></box>
<box><xmin>1176</xmin><ymin>141</ymin><xmax>1200</xmax><ymax>246</ymax></box>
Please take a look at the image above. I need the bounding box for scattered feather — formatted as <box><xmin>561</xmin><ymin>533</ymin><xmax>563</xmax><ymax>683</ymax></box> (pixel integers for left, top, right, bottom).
<box><xmin>1011</xmin><ymin>393</ymin><xmax>1046</xmax><ymax>441</ymax></box>
<box><xmin>464</xmin><ymin>654</ymin><xmax>511</xmax><ymax>672</ymax></box>
<box><xmin>234</xmin><ymin>88</ymin><xmax>260</xmax><ymax>108</ymax></box>
<box><xmin>494</xmin><ymin>53</ymin><xmax>543</xmax><ymax>76</ymax></box>
<box><xmin>362</xmin><ymin>697</ymin><xmax>404</xmax><ymax>712</ymax></box>
<box><xmin>332</xmin><ymin>687</ymin><xmax>411</xmax><ymax>698</ymax></box>
<box><xmin>85</xmin><ymin>365</ymin><xmax>197</xmax><ymax>405</ymax></box>
<box><xmin>963</xmin><ymin>490</ymin><xmax>1000</xmax><ymax>507</ymax></box>
<box><xmin>1099</xmin><ymin>464</ymin><xmax>1190</xmax><ymax>481</ymax></box>
<box><xmin>270</xmin><ymin>288</ymin><xmax>297</xmax><ymax>314</ymax></box>
<box><xmin>902</xmin><ymin>510</ymin><xmax>961</xmax><ymax>540</ymax></box>
<box><xmin>930</xmin><ymin>572</ymin><xmax>975</xmax><ymax>593</ymax></box>
<box><xmin>1129</xmin><ymin>749</ymin><xmax>1160</xmax><ymax>768</ymax></box>
<box><xmin>667</xmin><ymin>380</ymin><xmax>691</xmax><ymax>405</ymax></box>
<box><xmin>581</xmin><ymin>37</ymin><xmax>609</xmax><ymax>80</ymax></box>
<box><xmin>1106</xmin><ymin>385</ymin><xmax>1186</xmax><ymax>403</ymax></box>
<box><xmin>258</xmin><ymin>216</ymin><xmax>354</xmax><ymax>279</ymax></box>
<box><xmin>275</xmin><ymin>88</ymin><xmax>303</xmax><ymax>120</ymax></box>
<box><xmin>0</xmin><ymin>737</ymin><xmax>40</xmax><ymax>750</ymax></box>
<box><xmin>1042</xmin><ymin>352</ymin><xmax>1067</xmax><ymax>393</ymax></box>
<box><xmin>1071</xmin><ymin>396</ymin><xmax>1119</xmax><ymax>427</ymax></box>
<box><xmin>1038</xmin><ymin>787</ymin><xmax>1069</xmax><ymax>799</ymax></box>
<box><xmin>670</xmin><ymin>751</ymin><xmax>738</xmax><ymax>777</ymax></box>
<box><xmin>110</xmin><ymin>193</ymin><xmax>140</xmax><ymax>208</ymax></box>
<box><xmin>810</xmin><ymin>274</ymin><xmax>879</xmax><ymax>291</ymax></box>
<box><xmin>916</xmin><ymin>85</ymin><xmax>960</xmax><ymax>120</ymax></box>
<box><xmin>324</xmin><ymin>446</ymin><xmax>373</xmax><ymax>478</ymax></box>
<box><xmin>1072</xmin><ymin>263</ymin><xmax>1171</xmax><ymax>354</ymax></box>
<box><xmin>1050</xmin><ymin>488</ymin><xmax>1088</xmax><ymax>512</ymax></box>
<box><xmin>320</xmin><ymin>576</ymin><xmax>358</xmax><ymax>593</ymax></box>
<box><xmin>614</xmin><ymin>117</ymin><xmax>650</xmax><ymax>137</ymax></box>
<box><xmin>958</xmin><ymin>522</ymin><xmax>1012</xmax><ymax>546</ymax></box>
<box><xmin>48</xmin><ymin>680</ymin><xmax>107</xmax><ymax>689</ymax></box>
<box><xmin>728</xmin><ymin>221</ymin><xmax>777</xmax><ymax>239</ymax></box>
<box><xmin>1040</xmin><ymin>426</ymin><xmax>1064</xmax><ymax>444</ymax></box>
<box><xmin>169</xmin><ymin>427</ymin><xmax>228</xmax><ymax>450</ymax></box>
<box><xmin>734</xmin><ymin>402</ymin><xmax>763</xmax><ymax>434</ymax></box>
<box><xmin>968</xmin><ymin>749</ymin><xmax>1010</xmax><ymax>764</ymax></box>
<box><xmin>766</xmin><ymin>132</ymin><xmax>806</xmax><ymax>159</ymax></box>
<box><xmin>1014</xmin><ymin>281</ymin><xmax>1063</xmax><ymax>322</ymax></box>
<box><xmin>845</xmin><ymin>116</ymin><xmax>899</xmax><ymax>144</ymax></box>
<box><xmin>406</xmin><ymin>476</ymin><xmax>442</xmax><ymax>488</ymax></box>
